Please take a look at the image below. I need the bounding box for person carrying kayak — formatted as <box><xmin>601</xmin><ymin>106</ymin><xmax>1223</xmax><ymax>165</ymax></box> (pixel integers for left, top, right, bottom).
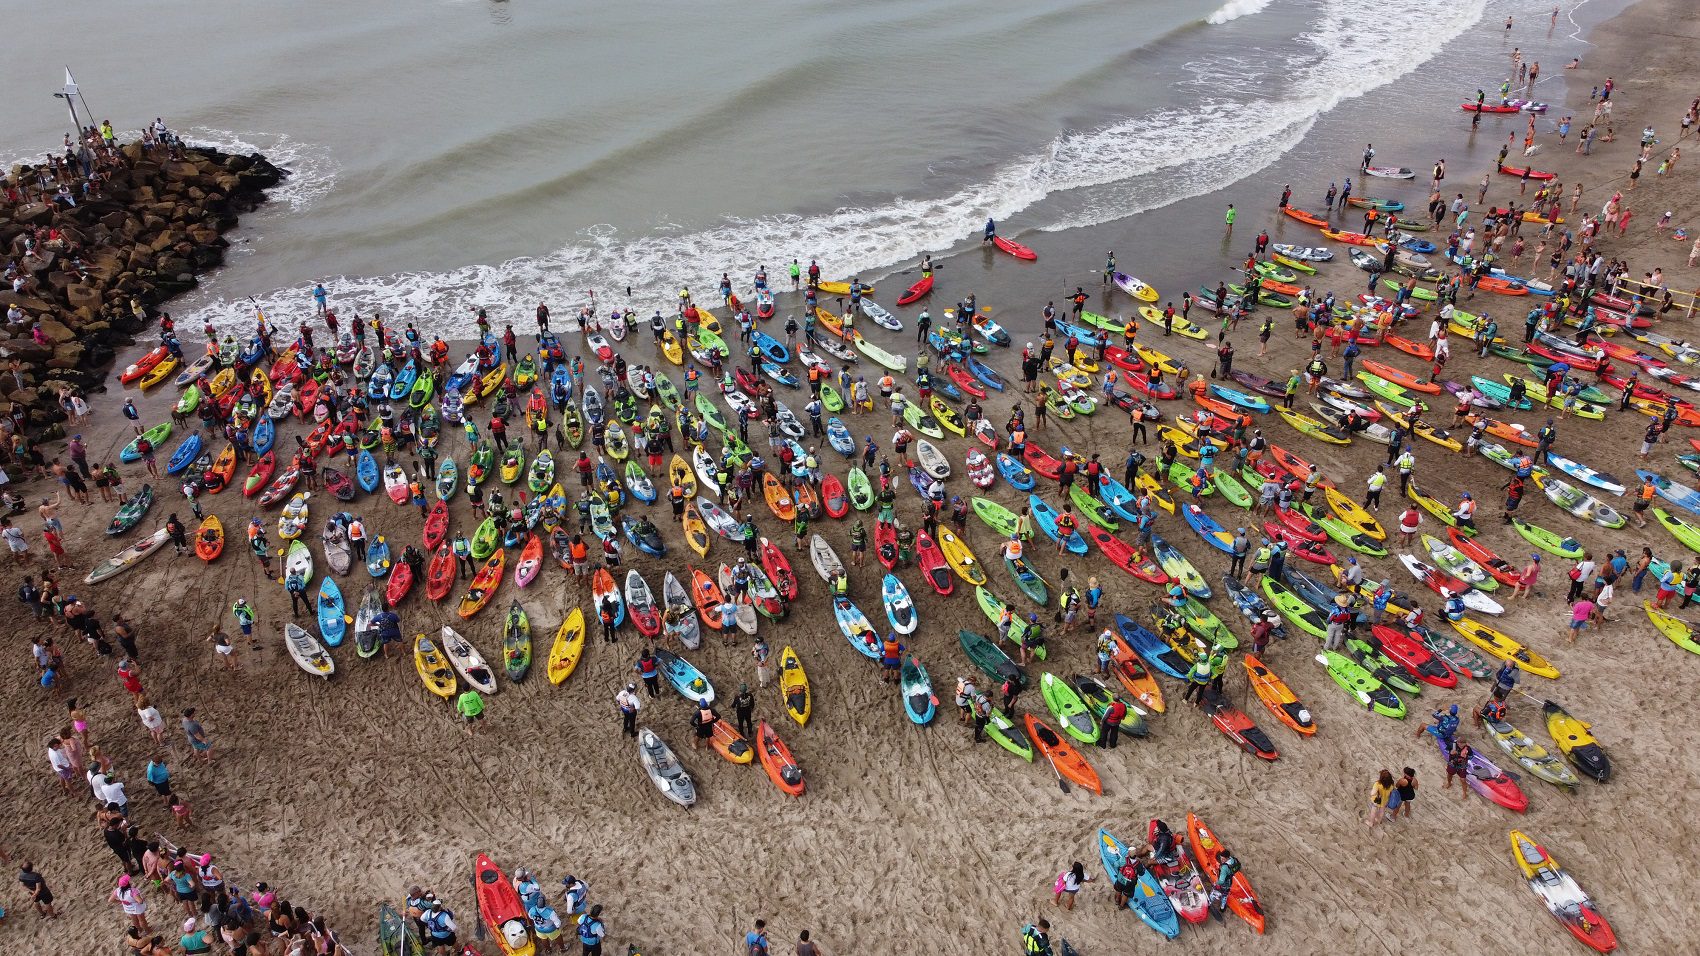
<box><xmin>983</xmin><ymin>218</ymin><xmax>997</xmax><ymax>246</ymax></box>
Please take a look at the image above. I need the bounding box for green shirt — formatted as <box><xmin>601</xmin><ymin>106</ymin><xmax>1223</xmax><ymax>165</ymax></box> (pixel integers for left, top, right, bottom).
<box><xmin>456</xmin><ymin>691</ymin><xmax>484</xmax><ymax>718</ymax></box>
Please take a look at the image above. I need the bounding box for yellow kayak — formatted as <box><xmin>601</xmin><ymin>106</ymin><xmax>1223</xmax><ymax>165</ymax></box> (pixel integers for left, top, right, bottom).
<box><xmin>779</xmin><ymin>645</ymin><xmax>811</xmax><ymax>726</ymax></box>
<box><xmin>1449</xmin><ymin>617</ymin><xmax>1560</xmax><ymax>679</ymax></box>
<box><xmin>1644</xmin><ymin>601</ymin><xmax>1700</xmax><ymax>655</ymax></box>
<box><xmin>660</xmin><ymin>329</ymin><xmax>683</xmax><ymax>365</ymax></box>
<box><xmin>1133</xmin><ymin>344</ymin><xmax>1182</xmax><ymax>375</ymax></box>
<box><xmin>1139</xmin><ymin>305</ymin><xmax>1207</xmax><ymax>340</ymax></box>
<box><xmin>1276</xmin><ymin>408</ymin><xmax>1350</xmax><ymax>445</ymax></box>
<box><xmin>1325</xmin><ymin>486</ymin><xmax>1385</xmax><ymax>539</ymax></box>
<box><xmin>936</xmin><ymin>528</ymin><xmax>987</xmax><ymax>586</ymax></box>
<box><xmin>1047</xmin><ymin>360</ymin><xmax>1091</xmax><ymax>390</ymax></box>
<box><xmin>1134</xmin><ymin>472</ymin><xmax>1176</xmax><ymax>513</ymax></box>
<box><xmin>814</xmin><ymin>280</ymin><xmax>871</xmax><ymax>296</ymax></box>
<box><xmin>682</xmin><ymin>501</ymin><xmax>711</xmax><ymax>557</ymax></box>
<box><xmin>414</xmin><ymin>634</ymin><xmax>458</xmax><ymax>699</ymax></box>
<box><xmin>667</xmin><ymin>454</ymin><xmax>697</xmax><ymax>498</ymax></box>
<box><xmin>208</xmin><ymin>367</ymin><xmax>236</xmax><ymax>398</ymax></box>
<box><xmin>547</xmin><ymin>607</ymin><xmax>586</xmax><ymax>684</ymax></box>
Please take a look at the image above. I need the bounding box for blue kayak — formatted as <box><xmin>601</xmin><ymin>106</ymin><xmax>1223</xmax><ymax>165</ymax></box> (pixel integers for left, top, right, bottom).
<box><xmin>356</xmin><ymin>449</ymin><xmax>381</xmax><ymax>493</ymax></box>
<box><xmin>826</xmin><ymin>419</ymin><xmax>854</xmax><ymax>456</ymax></box>
<box><xmin>317</xmin><ymin>577</ymin><xmax>346</xmax><ymax>647</ymax></box>
<box><xmin>1052</xmin><ymin>320</ymin><xmax>1103</xmax><ymax>349</ymax></box>
<box><xmin>1028</xmin><ymin>494</ymin><xmax>1088</xmax><ymax>555</ymax></box>
<box><xmin>1638</xmin><ymin>469</ymin><xmax>1700</xmax><ymax>516</ymax></box>
<box><xmin>1097</xmin><ymin>827</ymin><xmax>1181</xmax><ymax>939</ymax></box>
<box><xmin>1113</xmin><ymin>614</ymin><xmax>1190</xmax><ymax>681</ymax></box>
<box><xmin>550</xmin><ymin>363</ymin><xmax>574</xmax><ymax>405</ymax></box>
<box><xmin>251</xmin><ymin>415</ymin><xmax>275</xmax><ymax>456</ymax></box>
<box><xmin>166</xmin><ymin>434</ymin><xmax>203</xmax><ymax>476</ymax></box>
<box><xmin>834</xmin><ymin>596</ymin><xmax>882</xmax><ymax>659</ymax></box>
<box><xmin>997</xmin><ymin>453</ymin><xmax>1035</xmax><ymax>490</ymax></box>
<box><xmin>654</xmin><ymin>649</ymin><xmax>715</xmax><ymax>703</ymax></box>
<box><xmin>1096</xmin><ymin>474</ymin><xmax>1141</xmax><ymax>522</ymax></box>
<box><xmin>1207</xmin><ymin>383</ymin><xmax>1271</xmax><ymax>413</ymax></box>
<box><xmin>967</xmin><ymin>355</ymin><xmax>1006</xmax><ymax>391</ymax></box>
<box><xmin>366</xmin><ymin>536</ymin><xmax>391</xmax><ymax>577</ymax></box>
<box><xmin>1181</xmin><ymin>503</ymin><xmax>1236</xmax><ymax>554</ymax></box>
<box><xmin>389</xmin><ymin>358</ymin><xmax>418</xmax><ymax>401</ymax></box>
<box><xmin>622</xmin><ymin>515</ymin><xmax>666</xmax><ymax>557</ymax></box>
<box><xmin>752</xmin><ymin>331</ymin><xmax>790</xmax><ymax>366</ymax></box>
<box><xmin>762</xmin><ymin>364</ymin><xmax>800</xmax><ymax>389</ymax></box>
<box><xmin>924</xmin><ymin>370</ymin><xmax>963</xmax><ymax>402</ymax></box>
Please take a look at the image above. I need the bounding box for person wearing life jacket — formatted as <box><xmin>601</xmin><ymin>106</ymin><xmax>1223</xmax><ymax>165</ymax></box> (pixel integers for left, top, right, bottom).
<box><xmin>1453</xmin><ymin>492</ymin><xmax>1477</xmax><ymax>531</ymax></box>
<box><xmin>1021</xmin><ymin>919</ymin><xmax>1054</xmax><ymax>956</ymax></box>
<box><xmin>1183</xmin><ymin>653</ymin><xmax>1212</xmax><ymax>705</ymax></box>
<box><xmin>1479</xmin><ymin>696</ymin><xmax>1508</xmax><ymax>723</ymax></box>
<box><xmin>1206</xmin><ymin>844</ymin><xmax>1243</xmax><ymax>917</ymax></box>
<box><xmin>1053</xmin><ymin>506</ymin><xmax>1079</xmax><ymax>555</ymax></box>
<box><xmin>1443</xmin><ymin>589</ymin><xmax>1467</xmax><ymax>620</ymax></box>
<box><xmin>1419</xmin><ymin>703</ymin><xmax>1461</xmax><ymax>744</ymax></box>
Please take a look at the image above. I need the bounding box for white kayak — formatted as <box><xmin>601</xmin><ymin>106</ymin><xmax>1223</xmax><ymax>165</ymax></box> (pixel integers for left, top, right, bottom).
<box><xmin>440</xmin><ymin>625</ymin><xmax>498</xmax><ymax>694</ymax></box>
<box><xmin>283</xmin><ymin>623</ymin><xmax>335</xmax><ymax>678</ymax></box>
<box><xmin>84</xmin><ymin>528</ymin><xmax>170</xmax><ymax>584</ymax></box>
<box><xmin>638</xmin><ymin>728</ymin><xmax>697</xmax><ymax>807</ymax></box>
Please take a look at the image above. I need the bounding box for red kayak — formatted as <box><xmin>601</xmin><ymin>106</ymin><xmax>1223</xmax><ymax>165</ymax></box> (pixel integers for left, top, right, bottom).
<box><xmin>1263</xmin><ymin>522</ymin><xmax>1335</xmax><ymax>565</ymax></box>
<box><xmin>820</xmin><ymin>473</ymin><xmax>849</xmax><ymax>518</ymax></box>
<box><xmin>1082</xmin><ymin>525</ymin><xmax>1168</xmax><ymax>584</ymax></box>
<box><xmin>423</xmin><ymin>500</ymin><xmax>450</xmax><ymax>551</ymax></box>
<box><xmin>876</xmin><ymin>520</ymin><xmax>898</xmax><ymax>569</ymax></box>
<box><xmin>1478</xmin><ymin>276</ymin><xmax>1529</xmax><ymax>296</ymax></box>
<box><xmin>896</xmin><ymin>275</ymin><xmax>934</xmax><ymax>306</ymax></box>
<box><xmin>1283</xmin><ymin>207</ymin><xmax>1328</xmax><ymax>227</ymax></box>
<box><xmin>1461</xmin><ymin>102</ymin><xmax>1520</xmax><ymax>113</ymax></box>
<box><xmin>1022</xmin><ymin>444</ymin><xmax>1064</xmax><ymax>480</ymax></box>
<box><xmin>1271</xmin><ymin>506</ymin><xmax>1330</xmax><ymax>544</ymax></box>
<box><xmin>1526</xmin><ymin>342</ymin><xmax>1605</xmax><ymax>371</ymax></box>
<box><xmin>426</xmin><ymin>545</ymin><xmax>457</xmax><ymax>601</ymax></box>
<box><xmin>243</xmin><ymin>451</ymin><xmax>277</xmax><ymax>498</ymax></box>
<box><xmin>1498</xmin><ymin>164</ymin><xmax>1556</xmax><ymax>180</ymax></box>
<box><xmin>1370</xmin><ymin>624</ymin><xmax>1457</xmax><ymax>688</ymax></box>
<box><xmin>1124</xmin><ymin>374</ymin><xmax>1177</xmax><ymax>400</ymax></box>
<box><xmin>1447</xmin><ymin>528</ymin><xmax>1524</xmax><ymax>588</ymax></box>
<box><xmin>1102</xmin><ymin>346</ymin><xmax>1145</xmax><ymax>373</ymax></box>
<box><xmin>914</xmin><ymin>530</ymin><xmax>954</xmax><ymax>595</ymax></box>
<box><xmin>1202</xmin><ymin>688</ymin><xmax>1279</xmax><ymax>761</ymax></box>
<box><xmin>1598</xmin><ymin>370</ymin><xmax>1668</xmax><ymax>401</ymax></box>
<box><xmin>760</xmin><ymin>537</ymin><xmax>800</xmax><ymax>601</ymax></box>
<box><xmin>945</xmin><ymin>363</ymin><xmax>988</xmax><ymax>398</ymax></box>
<box><xmin>385</xmin><ymin>560</ymin><xmax>414</xmax><ymax>607</ymax></box>
<box><xmin>473</xmin><ymin>854</ymin><xmax>532</xmax><ymax>953</ymax></box>
<box><xmin>991</xmin><ymin>235</ymin><xmax>1037</xmax><ymax>260</ymax></box>
<box><xmin>119</xmin><ymin>345</ymin><xmax>170</xmax><ymax>384</ymax></box>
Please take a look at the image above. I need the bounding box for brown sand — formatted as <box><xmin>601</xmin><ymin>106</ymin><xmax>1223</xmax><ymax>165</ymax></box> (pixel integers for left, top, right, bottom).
<box><xmin>5</xmin><ymin>2</ymin><xmax>1700</xmax><ymax>954</ymax></box>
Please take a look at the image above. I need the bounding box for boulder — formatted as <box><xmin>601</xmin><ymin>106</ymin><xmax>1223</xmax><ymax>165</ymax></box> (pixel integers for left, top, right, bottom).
<box><xmin>47</xmin><ymin>342</ymin><xmax>84</xmax><ymax>370</ymax></box>
<box><xmin>14</xmin><ymin>203</ymin><xmax>54</xmax><ymax>226</ymax></box>
<box><xmin>64</xmin><ymin>285</ymin><xmax>104</xmax><ymax>313</ymax></box>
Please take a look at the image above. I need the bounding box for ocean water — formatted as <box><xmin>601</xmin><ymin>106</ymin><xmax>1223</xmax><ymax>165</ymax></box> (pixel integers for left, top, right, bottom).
<box><xmin>1</xmin><ymin>0</ymin><xmax>1507</xmax><ymax>336</ymax></box>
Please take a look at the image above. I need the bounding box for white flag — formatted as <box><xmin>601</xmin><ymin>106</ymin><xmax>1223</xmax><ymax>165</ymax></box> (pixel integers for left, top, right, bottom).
<box><xmin>63</xmin><ymin>67</ymin><xmax>78</xmax><ymax>98</ymax></box>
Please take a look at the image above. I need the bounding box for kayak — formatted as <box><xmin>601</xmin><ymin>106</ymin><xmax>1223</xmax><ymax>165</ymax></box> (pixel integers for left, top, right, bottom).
<box><xmin>1113</xmin><ymin>614</ymin><xmax>1189</xmax><ymax>681</ymax></box>
<box><xmin>1512</xmin><ymin>518</ymin><xmax>1584</xmax><ymax>559</ymax></box>
<box><xmin>1543</xmin><ymin>701</ymin><xmax>1612</xmax><ymax>783</ymax></box>
<box><xmin>1508</xmin><ymin>830</ymin><xmax>1617</xmax><ymax>953</ymax></box>
<box><xmin>1243</xmin><ymin>654</ymin><xmax>1315</xmax><ymax>736</ymax></box>
<box><xmin>1186</xmin><ymin>813</ymin><xmax>1267</xmax><ymax>934</ymax></box>
<box><xmin>1201</xmin><ymin>686</ymin><xmax>1279</xmax><ymax>761</ymax></box>
<box><xmin>1024</xmin><ymin>713</ymin><xmax>1100</xmax><ymax>794</ymax></box>
<box><xmin>1434</xmin><ymin>735</ymin><xmax>1528</xmax><ymax>812</ymax></box>
<box><xmin>1040</xmin><ymin>672</ymin><xmax>1099</xmax><ymax>745</ymax></box>
<box><xmin>1449</xmin><ymin>617</ymin><xmax>1560</xmax><ymax>679</ymax></box>
<box><xmin>1481</xmin><ymin>714</ymin><xmax>1581</xmax><ymax>790</ymax></box>
<box><xmin>958</xmin><ymin>628</ymin><xmax>1029</xmax><ymax>689</ymax></box>
<box><xmin>1098</xmin><ymin>828</ymin><xmax>1180</xmax><ymax>940</ymax></box>
<box><xmin>991</xmin><ymin>235</ymin><xmax>1036</xmax><ymax>260</ymax></box>
<box><xmin>1316</xmin><ymin>649</ymin><xmax>1405</xmax><ymax>719</ymax></box>
<box><xmin>899</xmin><ymin>657</ymin><xmax>936</xmax><ymax>725</ymax></box>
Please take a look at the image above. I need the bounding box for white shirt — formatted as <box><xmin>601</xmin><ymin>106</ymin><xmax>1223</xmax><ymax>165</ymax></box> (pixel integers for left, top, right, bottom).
<box><xmin>47</xmin><ymin>747</ymin><xmax>72</xmax><ymax>773</ymax></box>
<box><xmin>137</xmin><ymin>706</ymin><xmax>164</xmax><ymax>731</ymax></box>
<box><xmin>102</xmin><ymin>779</ymin><xmax>128</xmax><ymax>807</ymax></box>
<box><xmin>615</xmin><ymin>690</ymin><xmax>641</xmax><ymax>714</ymax></box>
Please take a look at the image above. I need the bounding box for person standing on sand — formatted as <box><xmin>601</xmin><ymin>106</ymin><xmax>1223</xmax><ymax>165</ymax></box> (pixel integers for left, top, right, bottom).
<box><xmin>1393</xmin><ymin>768</ymin><xmax>1418</xmax><ymax>819</ymax></box>
<box><xmin>1367</xmin><ymin>769</ymin><xmax>1394</xmax><ymax>827</ymax></box>
<box><xmin>1052</xmin><ymin>862</ymin><xmax>1092</xmax><ymax>910</ymax></box>
<box><xmin>615</xmin><ymin>684</ymin><xmax>640</xmax><ymax>738</ymax></box>
<box><xmin>180</xmin><ymin>708</ymin><xmax>212</xmax><ymax>763</ymax></box>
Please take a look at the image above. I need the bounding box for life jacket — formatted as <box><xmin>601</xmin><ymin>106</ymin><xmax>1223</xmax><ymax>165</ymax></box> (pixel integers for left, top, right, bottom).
<box><xmin>882</xmin><ymin>639</ymin><xmax>900</xmax><ymax>660</ymax></box>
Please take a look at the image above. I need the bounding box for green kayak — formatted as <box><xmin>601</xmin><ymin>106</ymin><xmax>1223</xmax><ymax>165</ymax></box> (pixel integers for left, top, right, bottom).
<box><xmin>1318</xmin><ymin>650</ymin><xmax>1406</xmax><ymax>719</ymax></box>
<box><xmin>654</xmin><ymin>373</ymin><xmax>682</xmax><ymax>409</ymax></box>
<box><xmin>847</xmin><ymin>467</ymin><xmax>875</xmax><ymax>510</ymax></box>
<box><xmin>1262</xmin><ymin>577</ymin><xmax>1328</xmax><ymax>638</ymax></box>
<box><xmin>1346</xmin><ymin>637</ymin><xmax>1423</xmax><ymax>696</ymax></box>
<box><xmin>1005</xmin><ymin>556</ymin><xmax>1050</xmax><ymax>606</ymax></box>
<box><xmin>503</xmin><ymin>602</ymin><xmax>532</xmax><ymax>681</ymax></box>
<box><xmin>987</xmin><ymin>708</ymin><xmax>1036</xmax><ymax>761</ymax></box>
<box><xmin>856</xmin><ymin>336</ymin><xmax>908</xmax><ymax>372</ymax></box>
<box><xmin>1654</xmin><ymin>508</ymin><xmax>1700</xmax><ymax>555</ymax></box>
<box><xmin>1298</xmin><ymin>503</ymin><xmax>1389</xmax><ymax>556</ymax></box>
<box><xmin>820</xmin><ymin>383</ymin><xmax>845</xmax><ymax>413</ymax></box>
<box><xmin>1512</xmin><ymin>518</ymin><xmax>1585</xmax><ymax>560</ymax></box>
<box><xmin>471</xmin><ymin>517</ymin><xmax>500</xmax><ymax>560</ymax></box>
<box><xmin>975</xmin><ymin>586</ymin><xmax>1045</xmax><ymax>660</ymax></box>
<box><xmin>1382</xmin><ymin>278</ymin><xmax>1437</xmax><ymax>301</ymax></box>
<box><xmin>694</xmin><ymin>393</ymin><xmax>729</xmax><ymax>433</ymax></box>
<box><xmin>1039</xmin><ymin>673</ymin><xmax>1099</xmax><ymax>746</ymax></box>
<box><xmin>1355</xmin><ymin>371</ymin><xmax>1414</xmax><ymax>406</ymax></box>
<box><xmin>902</xmin><ymin>401</ymin><xmax>945</xmax><ymax>439</ymax></box>
<box><xmin>972</xmin><ymin>497</ymin><xmax>1022</xmax><ymax>537</ymax></box>
<box><xmin>121</xmin><ymin>422</ymin><xmax>172</xmax><ymax>462</ymax></box>
<box><xmin>1167</xmin><ymin>460</ymin><xmax>1214</xmax><ymax>496</ymax></box>
<box><xmin>1067</xmin><ymin>483</ymin><xmax>1120</xmax><ymax>531</ymax></box>
<box><xmin>1180</xmin><ymin>598</ymin><xmax>1238</xmax><ymax>650</ymax></box>
<box><xmin>1212</xmin><ymin>469</ymin><xmax>1253</xmax><ymax>509</ymax></box>
<box><xmin>958</xmin><ymin>629</ymin><xmax>1029</xmax><ymax>688</ymax></box>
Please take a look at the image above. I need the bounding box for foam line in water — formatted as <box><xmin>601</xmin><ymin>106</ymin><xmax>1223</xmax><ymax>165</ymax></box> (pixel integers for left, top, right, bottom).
<box><xmin>1206</xmin><ymin>0</ymin><xmax>1274</xmax><ymax>25</ymax></box>
<box><xmin>188</xmin><ymin>0</ymin><xmax>1485</xmax><ymax>338</ymax></box>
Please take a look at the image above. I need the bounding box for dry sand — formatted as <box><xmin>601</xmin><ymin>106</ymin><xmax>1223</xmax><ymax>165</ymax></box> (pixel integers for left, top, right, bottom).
<box><xmin>5</xmin><ymin>2</ymin><xmax>1700</xmax><ymax>954</ymax></box>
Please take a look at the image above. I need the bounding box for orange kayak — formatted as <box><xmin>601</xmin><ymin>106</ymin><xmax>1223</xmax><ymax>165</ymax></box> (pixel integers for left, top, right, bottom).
<box><xmin>457</xmin><ymin>551</ymin><xmax>505</xmax><ymax>619</ymax></box>
<box><xmin>1024</xmin><ymin>713</ymin><xmax>1101</xmax><ymax>794</ymax></box>
<box><xmin>1186</xmin><ymin>812</ymin><xmax>1267</xmax><ymax>934</ymax></box>
<box><xmin>1266</xmin><ymin>445</ymin><xmax>1334</xmax><ymax>488</ymax></box>
<box><xmin>1320</xmin><ymin>229</ymin><xmax>1380</xmax><ymax>246</ymax></box>
<box><xmin>1108</xmin><ymin>633</ymin><xmax>1165</xmax><ymax>713</ymax></box>
<box><xmin>1258</xmin><ymin>278</ymin><xmax>1303</xmax><ymax>297</ymax></box>
<box><xmin>757</xmin><ymin>721</ymin><xmax>805</xmax><ymax>796</ymax></box>
<box><xmin>1384</xmin><ymin>334</ymin><xmax>1433</xmax><ymax>360</ymax></box>
<box><xmin>1469</xmin><ymin>416</ymin><xmax>1538</xmax><ymax>447</ymax></box>
<box><xmin>1282</xmin><ymin>207</ymin><xmax>1327</xmax><ymax>227</ymax></box>
<box><xmin>1242</xmin><ymin>655</ymin><xmax>1315</xmax><ymax>736</ymax></box>
<box><xmin>688</xmin><ymin>565</ymin><xmax>725</xmax><ymax>629</ymax></box>
<box><xmin>1360</xmin><ymin>359</ymin><xmax>1441</xmax><ymax>394</ymax></box>
<box><xmin>763</xmin><ymin>472</ymin><xmax>796</xmax><ymax>521</ymax></box>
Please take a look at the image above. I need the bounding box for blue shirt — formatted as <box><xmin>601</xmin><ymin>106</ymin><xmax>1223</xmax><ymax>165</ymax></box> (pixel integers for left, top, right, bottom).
<box><xmin>746</xmin><ymin>931</ymin><xmax>770</xmax><ymax>953</ymax></box>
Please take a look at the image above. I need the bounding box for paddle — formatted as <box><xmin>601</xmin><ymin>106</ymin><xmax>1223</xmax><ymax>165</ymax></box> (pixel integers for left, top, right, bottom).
<box><xmin>1034</xmin><ymin>724</ymin><xmax>1071</xmax><ymax>794</ymax></box>
<box><xmin>470</xmin><ymin>873</ymin><xmax>486</xmax><ymax>943</ymax></box>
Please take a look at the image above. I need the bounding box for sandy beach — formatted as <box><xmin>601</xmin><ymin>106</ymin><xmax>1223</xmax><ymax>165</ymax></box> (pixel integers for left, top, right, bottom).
<box><xmin>6</xmin><ymin>1</ymin><xmax>1700</xmax><ymax>954</ymax></box>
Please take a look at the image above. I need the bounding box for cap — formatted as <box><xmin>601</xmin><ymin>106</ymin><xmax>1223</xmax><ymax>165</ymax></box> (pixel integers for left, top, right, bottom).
<box><xmin>183</xmin><ymin>918</ymin><xmax>198</xmax><ymax>933</ymax></box>
<box><xmin>1448</xmin><ymin>704</ymin><xmax>1460</xmax><ymax>715</ymax></box>
<box><xmin>626</xmin><ymin>682</ymin><xmax>636</xmax><ymax>692</ymax></box>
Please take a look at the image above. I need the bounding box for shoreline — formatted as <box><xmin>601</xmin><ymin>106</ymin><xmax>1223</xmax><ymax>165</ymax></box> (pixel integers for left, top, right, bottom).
<box><xmin>12</xmin><ymin>1</ymin><xmax>1700</xmax><ymax>955</ymax></box>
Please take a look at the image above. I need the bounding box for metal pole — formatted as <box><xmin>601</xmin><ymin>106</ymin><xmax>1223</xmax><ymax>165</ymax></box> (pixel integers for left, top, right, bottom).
<box><xmin>53</xmin><ymin>94</ymin><xmax>81</xmax><ymax>139</ymax></box>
